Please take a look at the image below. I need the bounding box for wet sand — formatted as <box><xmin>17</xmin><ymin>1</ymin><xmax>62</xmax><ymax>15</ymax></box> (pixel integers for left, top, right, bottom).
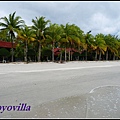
<box><xmin>0</xmin><ymin>61</ymin><xmax>120</xmax><ymax>118</ymax></box>
<box><xmin>19</xmin><ymin>86</ymin><xmax>120</xmax><ymax>118</ymax></box>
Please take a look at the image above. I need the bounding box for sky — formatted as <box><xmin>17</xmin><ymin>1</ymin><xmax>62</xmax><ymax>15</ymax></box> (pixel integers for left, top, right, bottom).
<box><xmin>0</xmin><ymin>1</ymin><xmax>120</xmax><ymax>37</ymax></box>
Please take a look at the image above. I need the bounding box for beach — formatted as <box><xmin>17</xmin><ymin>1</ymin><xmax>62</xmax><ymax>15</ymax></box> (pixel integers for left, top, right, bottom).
<box><xmin>0</xmin><ymin>61</ymin><xmax>120</xmax><ymax>118</ymax></box>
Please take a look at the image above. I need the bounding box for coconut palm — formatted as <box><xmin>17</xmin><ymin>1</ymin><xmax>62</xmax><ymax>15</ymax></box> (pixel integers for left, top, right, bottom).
<box><xmin>94</xmin><ymin>33</ymin><xmax>107</xmax><ymax>60</ymax></box>
<box><xmin>45</xmin><ymin>23</ymin><xmax>63</xmax><ymax>62</ymax></box>
<box><xmin>14</xmin><ymin>43</ymin><xmax>24</xmax><ymax>61</ymax></box>
<box><xmin>60</xmin><ymin>23</ymin><xmax>82</xmax><ymax>61</ymax></box>
<box><xmin>0</xmin><ymin>11</ymin><xmax>25</xmax><ymax>62</ymax></box>
<box><xmin>116</xmin><ymin>39</ymin><xmax>120</xmax><ymax>59</ymax></box>
<box><xmin>84</xmin><ymin>31</ymin><xmax>94</xmax><ymax>61</ymax></box>
<box><xmin>59</xmin><ymin>24</ymin><xmax>69</xmax><ymax>61</ymax></box>
<box><xmin>0</xmin><ymin>30</ymin><xmax>10</xmax><ymax>41</ymax></box>
<box><xmin>17</xmin><ymin>25</ymin><xmax>35</xmax><ymax>63</ymax></box>
<box><xmin>104</xmin><ymin>34</ymin><xmax>119</xmax><ymax>60</ymax></box>
<box><xmin>111</xmin><ymin>35</ymin><xmax>120</xmax><ymax>60</ymax></box>
<box><xmin>31</xmin><ymin>16</ymin><xmax>50</xmax><ymax>62</ymax></box>
<box><xmin>69</xmin><ymin>24</ymin><xmax>84</xmax><ymax>61</ymax></box>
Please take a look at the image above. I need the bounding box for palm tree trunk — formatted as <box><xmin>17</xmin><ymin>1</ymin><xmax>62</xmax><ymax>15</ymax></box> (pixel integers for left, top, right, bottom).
<box><xmin>65</xmin><ymin>47</ymin><xmax>67</xmax><ymax>61</ymax></box>
<box><xmin>24</xmin><ymin>40</ymin><xmax>28</xmax><ymax>63</ymax></box>
<box><xmin>38</xmin><ymin>42</ymin><xmax>41</xmax><ymax>62</ymax></box>
<box><xmin>52</xmin><ymin>41</ymin><xmax>55</xmax><ymax>62</ymax></box>
<box><xmin>69</xmin><ymin>49</ymin><xmax>70</xmax><ymax>61</ymax></box>
<box><xmin>78</xmin><ymin>46</ymin><xmax>80</xmax><ymax>61</ymax></box>
<box><xmin>60</xmin><ymin>50</ymin><xmax>62</xmax><ymax>63</ymax></box>
<box><xmin>24</xmin><ymin>48</ymin><xmax>26</xmax><ymax>62</ymax></box>
<box><xmin>71</xmin><ymin>50</ymin><xmax>73</xmax><ymax>61</ymax></box>
<box><xmin>99</xmin><ymin>51</ymin><xmax>101</xmax><ymax>61</ymax></box>
<box><xmin>85</xmin><ymin>48</ymin><xmax>87</xmax><ymax>61</ymax></box>
<box><xmin>95</xmin><ymin>50</ymin><xmax>97</xmax><ymax>61</ymax></box>
<box><xmin>106</xmin><ymin>50</ymin><xmax>108</xmax><ymax>60</ymax></box>
<box><xmin>11</xmin><ymin>35</ymin><xmax>14</xmax><ymax>62</ymax></box>
<box><xmin>113</xmin><ymin>53</ymin><xmax>115</xmax><ymax>60</ymax></box>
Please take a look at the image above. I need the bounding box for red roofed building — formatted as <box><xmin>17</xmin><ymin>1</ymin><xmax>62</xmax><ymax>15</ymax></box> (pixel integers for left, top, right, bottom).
<box><xmin>0</xmin><ymin>40</ymin><xmax>16</xmax><ymax>48</ymax></box>
<box><xmin>0</xmin><ymin>40</ymin><xmax>82</xmax><ymax>62</ymax></box>
<box><xmin>54</xmin><ymin>48</ymin><xmax>81</xmax><ymax>56</ymax></box>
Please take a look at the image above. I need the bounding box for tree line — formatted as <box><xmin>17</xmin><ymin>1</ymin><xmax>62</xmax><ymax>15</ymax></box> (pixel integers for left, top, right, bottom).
<box><xmin>0</xmin><ymin>11</ymin><xmax>120</xmax><ymax>63</ymax></box>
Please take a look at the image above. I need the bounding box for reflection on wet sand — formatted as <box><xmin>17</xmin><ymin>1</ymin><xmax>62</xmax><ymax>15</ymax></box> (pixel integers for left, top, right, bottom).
<box><xmin>24</xmin><ymin>85</ymin><xmax>120</xmax><ymax>118</ymax></box>
<box><xmin>86</xmin><ymin>85</ymin><xmax>120</xmax><ymax>118</ymax></box>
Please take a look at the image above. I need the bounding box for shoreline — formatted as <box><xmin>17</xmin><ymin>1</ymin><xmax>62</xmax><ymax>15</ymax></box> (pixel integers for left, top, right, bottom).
<box><xmin>0</xmin><ymin>60</ymin><xmax>120</xmax><ymax>65</ymax></box>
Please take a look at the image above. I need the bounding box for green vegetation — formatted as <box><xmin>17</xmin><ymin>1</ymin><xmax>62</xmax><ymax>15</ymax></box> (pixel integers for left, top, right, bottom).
<box><xmin>0</xmin><ymin>11</ymin><xmax>25</xmax><ymax>62</ymax></box>
<box><xmin>0</xmin><ymin>11</ymin><xmax>120</xmax><ymax>62</ymax></box>
<box><xmin>0</xmin><ymin>48</ymin><xmax>10</xmax><ymax>62</ymax></box>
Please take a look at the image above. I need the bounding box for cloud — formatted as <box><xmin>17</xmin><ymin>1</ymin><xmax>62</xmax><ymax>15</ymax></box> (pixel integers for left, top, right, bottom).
<box><xmin>0</xmin><ymin>1</ymin><xmax>120</xmax><ymax>37</ymax></box>
<box><xmin>88</xmin><ymin>11</ymin><xmax>120</xmax><ymax>36</ymax></box>
<box><xmin>89</xmin><ymin>12</ymin><xmax>111</xmax><ymax>34</ymax></box>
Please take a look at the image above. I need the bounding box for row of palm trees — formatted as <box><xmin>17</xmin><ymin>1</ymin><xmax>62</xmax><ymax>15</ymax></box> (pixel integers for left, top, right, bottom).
<box><xmin>0</xmin><ymin>11</ymin><xmax>120</xmax><ymax>63</ymax></box>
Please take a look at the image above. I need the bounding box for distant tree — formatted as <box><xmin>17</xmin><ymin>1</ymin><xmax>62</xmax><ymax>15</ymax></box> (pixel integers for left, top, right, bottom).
<box><xmin>32</xmin><ymin>16</ymin><xmax>50</xmax><ymax>62</ymax></box>
<box><xmin>45</xmin><ymin>23</ymin><xmax>62</xmax><ymax>62</ymax></box>
<box><xmin>84</xmin><ymin>31</ymin><xmax>94</xmax><ymax>61</ymax></box>
<box><xmin>0</xmin><ymin>48</ymin><xmax>10</xmax><ymax>62</ymax></box>
<box><xmin>0</xmin><ymin>11</ymin><xmax>25</xmax><ymax>62</ymax></box>
<box><xmin>17</xmin><ymin>25</ymin><xmax>35</xmax><ymax>63</ymax></box>
<box><xmin>104</xmin><ymin>34</ymin><xmax>119</xmax><ymax>60</ymax></box>
<box><xmin>94</xmin><ymin>33</ymin><xmax>107</xmax><ymax>60</ymax></box>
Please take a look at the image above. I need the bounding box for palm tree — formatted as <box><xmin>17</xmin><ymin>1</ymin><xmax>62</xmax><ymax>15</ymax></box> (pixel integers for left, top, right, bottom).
<box><xmin>31</xmin><ymin>16</ymin><xmax>50</xmax><ymax>62</ymax></box>
<box><xmin>17</xmin><ymin>25</ymin><xmax>35</xmax><ymax>63</ymax></box>
<box><xmin>117</xmin><ymin>39</ymin><xmax>120</xmax><ymax>60</ymax></box>
<box><xmin>0</xmin><ymin>30</ymin><xmax>9</xmax><ymax>41</ymax></box>
<box><xmin>104</xmin><ymin>34</ymin><xmax>119</xmax><ymax>60</ymax></box>
<box><xmin>69</xmin><ymin>24</ymin><xmax>83</xmax><ymax>61</ymax></box>
<box><xmin>45</xmin><ymin>23</ymin><xmax>62</xmax><ymax>62</ymax></box>
<box><xmin>112</xmin><ymin>35</ymin><xmax>119</xmax><ymax>60</ymax></box>
<box><xmin>60</xmin><ymin>23</ymin><xmax>82</xmax><ymax>61</ymax></box>
<box><xmin>84</xmin><ymin>31</ymin><xmax>94</xmax><ymax>61</ymax></box>
<box><xmin>14</xmin><ymin>43</ymin><xmax>24</xmax><ymax>61</ymax></box>
<box><xmin>60</xmin><ymin>24</ymin><xmax>69</xmax><ymax>61</ymax></box>
<box><xmin>94</xmin><ymin>33</ymin><xmax>107</xmax><ymax>60</ymax></box>
<box><xmin>0</xmin><ymin>11</ymin><xmax>25</xmax><ymax>62</ymax></box>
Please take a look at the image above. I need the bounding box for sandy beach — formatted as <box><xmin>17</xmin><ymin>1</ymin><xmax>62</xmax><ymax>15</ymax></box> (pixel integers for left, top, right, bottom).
<box><xmin>0</xmin><ymin>61</ymin><xmax>120</xmax><ymax>118</ymax></box>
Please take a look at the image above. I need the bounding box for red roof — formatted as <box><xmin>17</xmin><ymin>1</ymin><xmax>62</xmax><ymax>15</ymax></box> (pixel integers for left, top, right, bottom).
<box><xmin>54</xmin><ymin>48</ymin><xmax>80</xmax><ymax>56</ymax></box>
<box><xmin>0</xmin><ymin>41</ymin><xmax>16</xmax><ymax>48</ymax></box>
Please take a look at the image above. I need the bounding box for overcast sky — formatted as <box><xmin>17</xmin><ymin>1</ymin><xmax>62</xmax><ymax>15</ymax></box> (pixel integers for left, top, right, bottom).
<box><xmin>0</xmin><ymin>1</ymin><xmax>120</xmax><ymax>37</ymax></box>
